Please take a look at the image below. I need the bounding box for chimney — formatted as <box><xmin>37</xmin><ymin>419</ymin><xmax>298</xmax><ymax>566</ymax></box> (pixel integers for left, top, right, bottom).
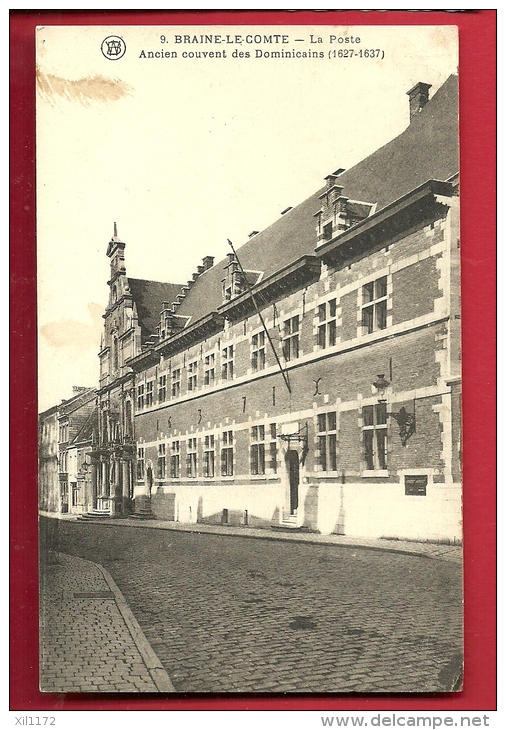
<box><xmin>202</xmin><ymin>256</ymin><xmax>214</xmax><ymax>271</ymax></box>
<box><xmin>197</xmin><ymin>265</ymin><xmax>205</xmax><ymax>275</ymax></box>
<box><xmin>407</xmin><ymin>82</ymin><xmax>431</xmax><ymax>121</ymax></box>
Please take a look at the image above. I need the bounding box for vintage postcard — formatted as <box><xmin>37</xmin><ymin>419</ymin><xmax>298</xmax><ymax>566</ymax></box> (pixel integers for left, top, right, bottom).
<box><xmin>36</xmin><ymin>22</ymin><xmax>463</xmax><ymax>694</ymax></box>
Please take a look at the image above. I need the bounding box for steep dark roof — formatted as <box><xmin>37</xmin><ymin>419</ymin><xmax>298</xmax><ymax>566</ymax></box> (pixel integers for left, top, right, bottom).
<box><xmin>128</xmin><ymin>278</ymin><xmax>184</xmax><ymax>342</ymax></box>
<box><xmin>176</xmin><ymin>75</ymin><xmax>458</xmax><ymax>324</ymax></box>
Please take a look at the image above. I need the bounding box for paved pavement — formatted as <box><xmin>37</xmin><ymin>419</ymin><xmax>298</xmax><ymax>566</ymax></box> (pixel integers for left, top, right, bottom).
<box><xmin>39</xmin><ymin>549</ymin><xmax>175</xmax><ymax>693</ymax></box>
<box><xmin>40</xmin><ymin>514</ymin><xmax>463</xmax><ymax>694</ymax></box>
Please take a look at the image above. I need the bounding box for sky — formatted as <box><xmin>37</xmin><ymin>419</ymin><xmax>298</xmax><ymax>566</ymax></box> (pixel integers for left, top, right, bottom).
<box><xmin>36</xmin><ymin>23</ymin><xmax>458</xmax><ymax>412</ymax></box>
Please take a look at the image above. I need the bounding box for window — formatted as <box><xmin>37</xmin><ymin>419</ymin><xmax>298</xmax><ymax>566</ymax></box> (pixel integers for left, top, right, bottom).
<box><xmin>146</xmin><ymin>381</ymin><xmax>154</xmax><ymax>407</ymax></box>
<box><xmin>362</xmin><ymin>276</ymin><xmax>387</xmax><ymax>334</ymax></box>
<box><xmin>250</xmin><ymin>424</ymin><xmax>277</xmax><ymax>475</ymax></box>
<box><xmin>137</xmin><ymin>384</ymin><xmax>145</xmax><ymax>410</ymax></box>
<box><xmin>112</xmin><ymin>337</ymin><xmax>119</xmax><ymax>371</ymax></box>
<box><xmin>317</xmin><ymin>412</ymin><xmax>337</xmax><ymax>471</ymax></box>
<box><xmin>252</xmin><ymin>331</ymin><xmax>266</xmax><ymax>371</ymax></box>
<box><xmin>171</xmin><ymin>368</ymin><xmax>181</xmax><ymax>398</ymax></box>
<box><xmin>157</xmin><ymin>443</ymin><xmax>166</xmax><ymax>480</ymax></box>
<box><xmin>59</xmin><ymin>450</ymin><xmax>68</xmax><ymax>473</ymax></box>
<box><xmin>221</xmin><ymin>431</ymin><xmax>234</xmax><ymax>477</ymax></box>
<box><xmin>58</xmin><ymin>421</ymin><xmax>69</xmax><ymax>443</ymax></box>
<box><xmin>170</xmin><ymin>441</ymin><xmax>180</xmax><ymax>479</ymax></box>
<box><xmin>317</xmin><ymin>299</ymin><xmax>337</xmax><ymax>348</ymax></box>
<box><xmin>204</xmin><ymin>353</ymin><xmax>215</xmax><ymax>387</ymax></box>
<box><xmin>158</xmin><ymin>374</ymin><xmax>167</xmax><ymax>403</ymax></box>
<box><xmin>221</xmin><ymin>345</ymin><xmax>234</xmax><ymax>380</ymax></box>
<box><xmin>188</xmin><ymin>361</ymin><xmax>198</xmax><ymax>391</ymax></box>
<box><xmin>362</xmin><ymin>404</ymin><xmax>388</xmax><ymax>471</ymax></box>
<box><xmin>72</xmin><ymin>482</ymin><xmax>80</xmax><ymax>507</ymax></box>
<box><xmin>282</xmin><ymin>316</ymin><xmax>300</xmax><ymax>361</ymax></box>
<box><xmin>186</xmin><ymin>437</ymin><xmax>197</xmax><ymax>478</ymax></box>
<box><xmin>250</xmin><ymin>425</ymin><xmax>266</xmax><ymax>475</ymax></box>
<box><xmin>137</xmin><ymin>447</ymin><xmax>145</xmax><ymax>480</ymax></box>
<box><xmin>203</xmin><ymin>435</ymin><xmax>215</xmax><ymax>478</ymax></box>
<box><xmin>269</xmin><ymin>423</ymin><xmax>278</xmax><ymax>473</ymax></box>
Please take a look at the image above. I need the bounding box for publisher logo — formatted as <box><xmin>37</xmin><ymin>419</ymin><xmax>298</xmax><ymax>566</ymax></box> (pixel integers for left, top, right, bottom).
<box><xmin>101</xmin><ymin>36</ymin><xmax>126</xmax><ymax>60</ymax></box>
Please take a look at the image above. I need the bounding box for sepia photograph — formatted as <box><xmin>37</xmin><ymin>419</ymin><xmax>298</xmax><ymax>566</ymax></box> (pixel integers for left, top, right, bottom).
<box><xmin>35</xmin><ymin>20</ymin><xmax>464</xmax><ymax>695</ymax></box>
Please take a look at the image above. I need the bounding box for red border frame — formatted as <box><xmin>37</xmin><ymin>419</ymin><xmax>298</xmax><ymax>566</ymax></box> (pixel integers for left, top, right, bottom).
<box><xmin>10</xmin><ymin>9</ymin><xmax>497</xmax><ymax>711</ymax></box>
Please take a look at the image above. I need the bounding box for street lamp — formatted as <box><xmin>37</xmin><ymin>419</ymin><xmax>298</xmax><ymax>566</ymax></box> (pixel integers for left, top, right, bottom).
<box><xmin>372</xmin><ymin>374</ymin><xmax>416</xmax><ymax>446</ymax></box>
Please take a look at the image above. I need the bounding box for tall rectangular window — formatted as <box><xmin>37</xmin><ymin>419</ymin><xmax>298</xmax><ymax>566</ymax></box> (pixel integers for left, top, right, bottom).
<box><xmin>362</xmin><ymin>404</ymin><xmax>388</xmax><ymax>471</ymax></box>
<box><xmin>171</xmin><ymin>369</ymin><xmax>181</xmax><ymax>398</ymax></box>
<box><xmin>317</xmin><ymin>412</ymin><xmax>337</xmax><ymax>472</ymax></box>
<box><xmin>204</xmin><ymin>353</ymin><xmax>215</xmax><ymax>387</ymax></box>
<box><xmin>221</xmin><ymin>345</ymin><xmax>234</xmax><ymax>380</ymax></box>
<box><xmin>317</xmin><ymin>299</ymin><xmax>337</xmax><ymax>348</ymax></box>
<box><xmin>188</xmin><ymin>361</ymin><xmax>198</xmax><ymax>392</ymax></box>
<box><xmin>158</xmin><ymin>374</ymin><xmax>167</xmax><ymax>403</ymax></box>
<box><xmin>250</xmin><ymin>425</ymin><xmax>266</xmax><ymax>475</ymax></box>
<box><xmin>137</xmin><ymin>384</ymin><xmax>145</xmax><ymax>410</ymax></box>
<box><xmin>282</xmin><ymin>316</ymin><xmax>300</xmax><ymax>361</ymax></box>
<box><xmin>137</xmin><ymin>447</ymin><xmax>145</xmax><ymax>480</ymax></box>
<box><xmin>252</xmin><ymin>332</ymin><xmax>266</xmax><ymax>371</ymax></box>
<box><xmin>362</xmin><ymin>276</ymin><xmax>387</xmax><ymax>334</ymax></box>
<box><xmin>146</xmin><ymin>380</ymin><xmax>154</xmax><ymax>407</ymax></box>
<box><xmin>269</xmin><ymin>423</ymin><xmax>278</xmax><ymax>473</ymax></box>
<box><xmin>157</xmin><ymin>443</ymin><xmax>166</xmax><ymax>480</ymax></box>
<box><xmin>221</xmin><ymin>431</ymin><xmax>234</xmax><ymax>477</ymax></box>
<box><xmin>170</xmin><ymin>441</ymin><xmax>180</xmax><ymax>479</ymax></box>
<box><xmin>203</xmin><ymin>435</ymin><xmax>215</xmax><ymax>478</ymax></box>
<box><xmin>186</xmin><ymin>437</ymin><xmax>197</xmax><ymax>478</ymax></box>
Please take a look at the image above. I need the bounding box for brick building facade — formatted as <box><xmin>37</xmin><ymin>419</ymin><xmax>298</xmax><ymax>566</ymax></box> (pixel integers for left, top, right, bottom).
<box><xmin>60</xmin><ymin>76</ymin><xmax>462</xmax><ymax>540</ymax></box>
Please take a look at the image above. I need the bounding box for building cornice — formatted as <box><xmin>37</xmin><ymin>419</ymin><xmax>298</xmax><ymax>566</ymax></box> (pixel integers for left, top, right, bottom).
<box><xmin>315</xmin><ymin>179</ymin><xmax>455</xmax><ymax>267</ymax></box>
<box><xmin>218</xmin><ymin>255</ymin><xmax>321</xmax><ymax>321</ymax></box>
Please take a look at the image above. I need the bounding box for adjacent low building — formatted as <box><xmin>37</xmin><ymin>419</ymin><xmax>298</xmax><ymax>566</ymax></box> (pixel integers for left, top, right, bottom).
<box><xmin>39</xmin><ymin>387</ymin><xmax>97</xmax><ymax>514</ymax></box>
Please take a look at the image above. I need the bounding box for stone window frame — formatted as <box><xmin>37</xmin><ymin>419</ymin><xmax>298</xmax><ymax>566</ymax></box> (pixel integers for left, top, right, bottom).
<box><xmin>204</xmin><ymin>352</ymin><xmax>216</xmax><ymax>387</ymax></box>
<box><xmin>186</xmin><ymin>437</ymin><xmax>198</xmax><ymax>479</ymax></box>
<box><xmin>136</xmin><ymin>383</ymin><xmax>145</xmax><ymax>410</ymax></box>
<box><xmin>360</xmin><ymin>275</ymin><xmax>388</xmax><ymax>335</ymax></box>
<box><xmin>221</xmin><ymin>430</ymin><xmax>234</xmax><ymax>477</ymax></box>
<box><xmin>187</xmin><ymin>360</ymin><xmax>198</xmax><ymax>392</ymax></box>
<box><xmin>158</xmin><ymin>374</ymin><xmax>167</xmax><ymax>403</ymax></box>
<box><xmin>170</xmin><ymin>440</ymin><xmax>180</xmax><ymax>479</ymax></box>
<box><xmin>171</xmin><ymin>368</ymin><xmax>181</xmax><ymax>398</ymax></box>
<box><xmin>251</xmin><ymin>330</ymin><xmax>267</xmax><ymax>372</ymax></box>
<box><xmin>317</xmin><ymin>297</ymin><xmax>338</xmax><ymax>349</ymax></box>
<box><xmin>137</xmin><ymin>446</ymin><xmax>145</xmax><ymax>481</ymax></box>
<box><xmin>145</xmin><ymin>380</ymin><xmax>154</xmax><ymax>407</ymax></box>
<box><xmin>221</xmin><ymin>344</ymin><xmax>234</xmax><ymax>381</ymax></box>
<box><xmin>316</xmin><ymin>411</ymin><xmax>338</xmax><ymax>472</ymax></box>
<box><xmin>282</xmin><ymin>315</ymin><xmax>300</xmax><ymax>362</ymax></box>
<box><xmin>203</xmin><ymin>434</ymin><xmax>216</xmax><ymax>479</ymax></box>
<box><xmin>361</xmin><ymin>403</ymin><xmax>388</xmax><ymax>475</ymax></box>
<box><xmin>157</xmin><ymin>442</ymin><xmax>166</xmax><ymax>480</ymax></box>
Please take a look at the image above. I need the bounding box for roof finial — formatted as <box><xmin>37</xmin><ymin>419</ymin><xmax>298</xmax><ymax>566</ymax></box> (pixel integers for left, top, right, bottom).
<box><xmin>113</xmin><ymin>222</ymin><xmax>118</xmax><ymax>239</ymax></box>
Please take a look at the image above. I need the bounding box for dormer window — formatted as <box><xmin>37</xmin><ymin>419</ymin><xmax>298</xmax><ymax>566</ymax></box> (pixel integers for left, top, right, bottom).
<box><xmin>323</xmin><ymin>222</ymin><xmax>333</xmax><ymax>240</ymax></box>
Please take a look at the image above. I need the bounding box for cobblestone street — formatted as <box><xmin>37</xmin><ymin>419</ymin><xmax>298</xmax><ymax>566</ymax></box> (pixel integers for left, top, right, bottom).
<box><xmin>44</xmin><ymin>520</ymin><xmax>463</xmax><ymax>694</ymax></box>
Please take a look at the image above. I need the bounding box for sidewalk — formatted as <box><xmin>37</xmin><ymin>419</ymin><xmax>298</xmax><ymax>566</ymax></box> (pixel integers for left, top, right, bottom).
<box><xmin>39</xmin><ymin>550</ymin><xmax>175</xmax><ymax>693</ymax></box>
<box><xmin>41</xmin><ymin>511</ymin><xmax>462</xmax><ymax>563</ymax></box>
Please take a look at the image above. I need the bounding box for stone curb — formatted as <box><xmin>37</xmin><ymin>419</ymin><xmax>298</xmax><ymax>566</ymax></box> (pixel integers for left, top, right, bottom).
<box><xmin>65</xmin><ymin>553</ymin><xmax>176</xmax><ymax>692</ymax></box>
